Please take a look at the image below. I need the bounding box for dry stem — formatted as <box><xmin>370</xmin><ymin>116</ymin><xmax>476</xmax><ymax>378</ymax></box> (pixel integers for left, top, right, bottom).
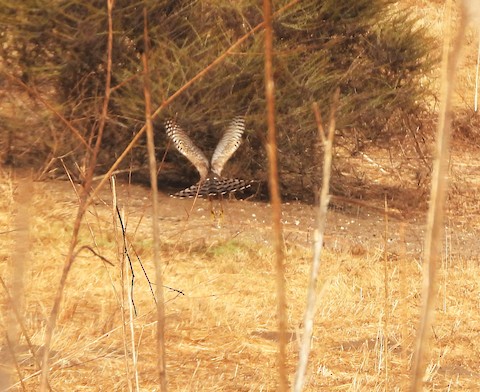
<box><xmin>410</xmin><ymin>1</ymin><xmax>469</xmax><ymax>390</ymax></box>
<box><xmin>383</xmin><ymin>196</ymin><xmax>389</xmax><ymax>389</ymax></box>
<box><xmin>39</xmin><ymin>0</ymin><xmax>115</xmax><ymax>389</ymax></box>
<box><xmin>263</xmin><ymin>0</ymin><xmax>287</xmax><ymax>390</ymax></box>
<box><xmin>143</xmin><ymin>7</ymin><xmax>167</xmax><ymax>390</ymax></box>
<box><xmin>293</xmin><ymin>90</ymin><xmax>338</xmax><ymax>392</ymax></box>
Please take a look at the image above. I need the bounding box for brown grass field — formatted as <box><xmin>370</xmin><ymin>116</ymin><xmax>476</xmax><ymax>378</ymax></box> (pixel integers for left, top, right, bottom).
<box><xmin>1</xmin><ymin>164</ymin><xmax>480</xmax><ymax>391</ymax></box>
<box><xmin>2</xmin><ymin>0</ymin><xmax>480</xmax><ymax>391</ymax></box>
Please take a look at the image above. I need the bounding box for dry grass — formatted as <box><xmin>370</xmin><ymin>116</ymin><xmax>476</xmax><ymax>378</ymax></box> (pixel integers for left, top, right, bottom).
<box><xmin>1</xmin><ymin>173</ymin><xmax>480</xmax><ymax>391</ymax></box>
<box><xmin>2</xmin><ymin>1</ymin><xmax>480</xmax><ymax>391</ymax></box>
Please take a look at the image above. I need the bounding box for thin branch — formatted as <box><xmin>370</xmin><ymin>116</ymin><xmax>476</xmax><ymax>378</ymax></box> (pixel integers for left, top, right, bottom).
<box><xmin>312</xmin><ymin>102</ymin><xmax>326</xmax><ymax>144</ymax></box>
<box><xmin>125</xmin><ymin>217</ymin><xmax>140</xmax><ymax>392</ymax></box>
<box><xmin>410</xmin><ymin>1</ymin><xmax>469</xmax><ymax>390</ymax></box>
<box><xmin>73</xmin><ymin>245</ymin><xmax>114</xmax><ymax>266</ymax></box>
<box><xmin>263</xmin><ymin>0</ymin><xmax>287</xmax><ymax>390</ymax></box>
<box><xmin>1</xmin><ymin>71</ymin><xmax>92</xmax><ymax>153</ymax></box>
<box><xmin>143</xmin><ymin>7</ymin><xmax>167</xmax><ymax>391</ymax></box>
<box><xmin>383</xmin><ymin>196</ymin><xmax>389</xmax><ymax>390</ymax></box>
<box><xmin>39</xmin><ymin>0</ymin><xmax>115</xmax><ymax>389</ymax></box>
<box><xmin>293</xmin><ymin>89</ymin><xmax>338</xmax><ymax>392</ymax></box>
<box><xmin>111</xmin><ymin>177</ymin><xmax>133</xmax><ymax>391</ymax></box>
<box><xmin>399</xmin><ymin>223</ymin><xmax>409</xmax><ymax>391</ymax></box>
<box><xmin>475</xmin><ymin>31</ymin><xmax>480</xmax><ymax>112</ymax></box>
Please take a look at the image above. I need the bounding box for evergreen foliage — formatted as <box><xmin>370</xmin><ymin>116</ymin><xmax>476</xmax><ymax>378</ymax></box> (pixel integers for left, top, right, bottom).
<box><xmin>0</xmin><ymin>0</ymin><xmax>435</xmax><ymax>200</ymax></box>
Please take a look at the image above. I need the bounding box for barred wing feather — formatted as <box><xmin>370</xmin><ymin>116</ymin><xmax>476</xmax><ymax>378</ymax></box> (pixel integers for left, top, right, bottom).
<box><xmin>165</xmin><ymin>119</ymin><xmax>210</xmax><ymax>180</ymax></box>
<box><xmin>211</xmin><ymin>116</ymin><xmax>245</xmax><ymax>176</ymax></box>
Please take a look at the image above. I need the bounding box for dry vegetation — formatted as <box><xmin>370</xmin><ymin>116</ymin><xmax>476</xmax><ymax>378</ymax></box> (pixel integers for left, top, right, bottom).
<box><xmin>1</xmin><ymin>172</ymin><xmax>480</xmax><ymax>391</ymax></box>
<box><xmin>2</xmin><ymin>0</ymin><xmax>480</xmax><ymax>391</ymax></box>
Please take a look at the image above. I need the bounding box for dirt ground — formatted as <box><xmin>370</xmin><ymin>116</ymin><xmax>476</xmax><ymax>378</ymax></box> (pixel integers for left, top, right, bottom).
<box><xmin>2</xmin><ymin>171</ymin><xmax>480</xmax><ymax>390</ymax></box>
<box><xmin>3</xmin><ymin>1</ymin><xmax>480</xmax><ymax>390</ymax></box>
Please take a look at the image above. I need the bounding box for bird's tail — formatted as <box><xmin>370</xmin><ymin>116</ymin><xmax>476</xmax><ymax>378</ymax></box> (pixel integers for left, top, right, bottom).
<box><xmin>171</xmin><ymin>178</ymin><xmax>253</xmax><ymax>198</ymax></box>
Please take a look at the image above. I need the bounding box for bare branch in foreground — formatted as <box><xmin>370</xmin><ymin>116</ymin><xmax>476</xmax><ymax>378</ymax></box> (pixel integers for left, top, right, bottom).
<box><xmin>263</xmin><ymin>0</ymin><xmax>287</xmax><ymax>390</ymax></box>
<box><xmin>39</xmin><ymin>0</ymin><xmax>115</xmax><ymax>389</ymax></box>
<box><xmin>143</xmin><ymin>6</ymin><xmax>168</xmax><ymax>390</ymax></box>
<box><xmin>411</xmin><ymin>1</ymin><xmax>470</xmax><ymax>390</ymax></box>
<box><xmin>293</xmin><ymin>89</ymin><xmax>339</xmax><ymax>392</ymax></box>
<box><xmin>383</xmin><ymin>196</ymin><xmax>390</xmax><ymax>389</ymax></box>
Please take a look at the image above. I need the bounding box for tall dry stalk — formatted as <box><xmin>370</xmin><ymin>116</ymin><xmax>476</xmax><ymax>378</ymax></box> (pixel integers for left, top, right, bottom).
<box><xmin>382</xmin><ymin>197</ymin><xmax>389</xmax><ymax>390</ymax></box>
<box><xmin>3</xmin><ymin>174</ymin><xmax>32</xmax><ymax>391</ymax></box>
<box><xmin>263</xmin><ymin>0</ymin><xmax>287</xmax><ymax>390</ymax></box>
<box><xmin>143</xmin><ymin>7</ymin><xmax>167</xmax><ymax>391</ymax></box>
<box><xmin>125</xmin><ymin>217</ymin><xmax>140</xmax><ymax>392</ymax></box>
<box><xmin>111</xmin><ymin>177</ymin><xmax>134</xmax><ymax>391</ymax></box>
<box><xmin>398</xmin><ymin>223</ymin><xmax>409</xmax><ymax>390</ymax></box>
<box><xmin>475</xmin><ymin>33</ymin><xmax>480</xmax><ymax>112</ymax></box>
<box><xmin>1</xmin><ymin>182</ymin><xmax>45</xmax><ymax>388</ymax></box>
<box><xmin>9</xmin><ymin>175</ymin><xmax>31</xmax><ymax>341</ymax></box>
<box><xmin>410</xmin><ymin>1</ymin><xmax>470</xmax><ymax>390</ymax></box>
<box><xmin>293</xmin><ymin>91</ymin><xmax>338</xmax><ymax>392</ymax></box>
<box><xmin>39</xmin><ymin>0</ymin><xmax>115</xmax><ymax>390</ymax></box>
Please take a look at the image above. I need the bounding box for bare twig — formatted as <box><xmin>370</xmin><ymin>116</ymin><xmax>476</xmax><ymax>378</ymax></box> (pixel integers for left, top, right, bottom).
<box><xmin>125</xmin><ymin>210</ymin><xmax>140</xmax><ymax>392</ymax></box>
<box><xmin>263</xmin><ymin>1</ymin><xmax>287</xmax><ymax>390</ymax></box>
<box><xmin>359</xmin><ymin>152</ymin><xmax>388</xmax><ymax>174</ymax></box>
<box><xmin>383</xmin><ymin>196</ymin><xmax>389</xmax><ymax>390</ymax></box>
<box><xmin>111</xmin><ymin>177</ymin><xmax>133</xmax><ymax>391</ymax></box>
<box><xmin>39</xmin><ymin>0</ymin><xmax>115</xmax><ymax>390</ymax></box>
<box><xmin>293</xmin><ymin>89</ymin><xmax>339</xmax><ymax>392</ymax></box>
<box><xmin>1</xmin><ymin>72</ymin><xmax>92</xmax><ymax>153</ymax></box>
<box><xmin>312</xmin><ymin>102</ymin><xmax>326</xmax><ymax>144</ymax></box>
<box><xmin>410</xmin><ymin>1</ymin><xmax>469</xmax><ymax>390</ymax></box>
<box><xmin>475</xmin><ymin>32</ymin><xmax>480</xmax><ymax>112</ymax></box>
<box><xmin>330</xmin><ymin>195</ymin><xmax>404</xmax><ymax>220</ymax></box>
<box><xmin>399</xmin><ymin>223</ymin><xmax>409</xmax><ymax>391</ymax></box>
<box><xmin>143</xmin><ymin>7</ymin><xmax>167</xmax><ymax>391</ymax></box>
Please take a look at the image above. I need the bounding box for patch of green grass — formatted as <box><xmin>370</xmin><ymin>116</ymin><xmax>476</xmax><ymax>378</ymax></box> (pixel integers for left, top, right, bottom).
<box><xmin>206</xmin><ymin>239</ymin><xmax>249</xmax><ymax>260</ymax></box>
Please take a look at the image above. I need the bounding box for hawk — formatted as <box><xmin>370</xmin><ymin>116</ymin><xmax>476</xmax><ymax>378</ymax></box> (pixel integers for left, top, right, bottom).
<box><xmin>165</xmin><ymin>116</ymin><xmax>252</xmax><ymax>199</ymax></box>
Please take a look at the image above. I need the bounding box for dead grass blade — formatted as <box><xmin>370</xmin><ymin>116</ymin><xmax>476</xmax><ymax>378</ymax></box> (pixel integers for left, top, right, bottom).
<box><xmin>124</xmin><ymin>210</ymin><xmax>140</xmax><ymax>392</ymax></box>
<box><xmin>39</xmin><ymin>0</ymin><xmax>115</xmax><ymax>390</ymax></box>
<box><xmin>143</xmin><ymin>7</ymin><xmax>167</xmax><ymax>391</ymax></box>
<box><xmin>410</xmin><ymin>1</ymin><xmax>470</xmax><ymax>390</ymax></box>
<box><xmin>475</xmin><ymin>28</ymin><xmax>480</xmax><ymax>112</ymax></box>
<box><xmin>110</xmin><ymin>177</ymin><xmax>134</xmax><ymax>391</ymax></box>
<box><xmin>293</xmin><ymin>90</ymin><xmax>338</xmax><ymax>392</ymax></box>
<box><xmin>399</xmin><ymin>223</ymin><xmax>409</xmax><ymax>391</ymax></box>
<box><xmin>383</xmin><ymin>196</ymin><xmax>389</xmax><ymax>390</ymax></box>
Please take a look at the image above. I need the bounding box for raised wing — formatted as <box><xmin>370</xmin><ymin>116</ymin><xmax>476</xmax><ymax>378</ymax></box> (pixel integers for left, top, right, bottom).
<box><xmin>165</xmin><ymin>119</ymin><xmax>210</xmax><ymax>180</ymax></box>
<box><xmin>210</xmin><ymin>116</ymin><xmax>245</xmax><ymax>176</ymax></box>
